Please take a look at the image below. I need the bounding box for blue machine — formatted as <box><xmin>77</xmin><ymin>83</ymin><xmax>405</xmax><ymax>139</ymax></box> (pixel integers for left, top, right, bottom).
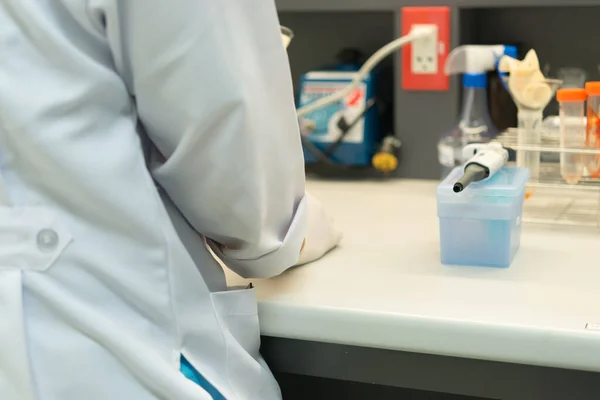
<box><xmin>298</xmin><ymin>68</ymin><xmax>380</xmax><ymax>167</ymax></box>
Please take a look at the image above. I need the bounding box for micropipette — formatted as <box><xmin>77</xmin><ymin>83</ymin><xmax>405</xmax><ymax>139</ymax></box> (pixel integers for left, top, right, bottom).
<box><xmin>453</xmin><ymin>142</ymin><xmax>509</xmax><ymax>193</ymax></box>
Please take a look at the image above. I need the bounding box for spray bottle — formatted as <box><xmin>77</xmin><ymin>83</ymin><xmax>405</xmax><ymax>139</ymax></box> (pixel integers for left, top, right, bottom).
<box><xmin>438</xmin><ymin>45</ymin><xmax>517</xmax><ymax>179</ymax></box>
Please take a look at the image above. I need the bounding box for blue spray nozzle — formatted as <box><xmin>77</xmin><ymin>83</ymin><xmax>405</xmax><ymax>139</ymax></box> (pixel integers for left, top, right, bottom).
<box><xmin>446</xmin><ymin>45</ymin><xmax>517</xmax><ymax>90</ymax></box>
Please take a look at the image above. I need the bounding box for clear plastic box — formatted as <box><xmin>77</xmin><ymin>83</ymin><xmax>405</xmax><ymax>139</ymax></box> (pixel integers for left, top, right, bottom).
<box><xmin>437</xmin><ymin>166</ymin><xmax>530</xmax><ymax>267</ymax></box>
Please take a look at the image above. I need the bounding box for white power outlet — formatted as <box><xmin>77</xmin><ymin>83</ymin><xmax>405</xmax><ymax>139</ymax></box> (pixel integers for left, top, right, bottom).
<box><xmin>411</xmin><ymin>24</ymin><xmax>439</xmax><ymax>74</ymax></box>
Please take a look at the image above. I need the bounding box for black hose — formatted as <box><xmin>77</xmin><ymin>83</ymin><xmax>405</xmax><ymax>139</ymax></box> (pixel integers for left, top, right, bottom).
<box><xmin>301</xmin><ymin>136</ymin><xmax>348</xmax><ymax>168</ymax></box>
<box><xmin>324</xmin><ymin>98</ymin><xmax>377</xmax><ymax>157</ymax></box>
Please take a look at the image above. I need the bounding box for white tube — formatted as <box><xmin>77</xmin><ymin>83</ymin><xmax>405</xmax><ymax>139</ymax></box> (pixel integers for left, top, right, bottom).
<box><xmin>296</xmin><ymin>26</ymin><xmax>435</xmax><ymax>118</ymax></box>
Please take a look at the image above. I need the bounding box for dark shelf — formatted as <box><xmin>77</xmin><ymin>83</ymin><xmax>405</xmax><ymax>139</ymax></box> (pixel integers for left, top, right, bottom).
<box><xmin>276</xmin><ymin>0</ymin><xmax>600</xmax><ymax>12</ymax></box>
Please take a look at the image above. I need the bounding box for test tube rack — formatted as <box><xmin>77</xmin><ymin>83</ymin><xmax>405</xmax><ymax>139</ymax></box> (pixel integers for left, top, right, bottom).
<box><xmin>497</xmin><ymin>128</ymin><xmax>600</xmax><ymax>230</ymax></box>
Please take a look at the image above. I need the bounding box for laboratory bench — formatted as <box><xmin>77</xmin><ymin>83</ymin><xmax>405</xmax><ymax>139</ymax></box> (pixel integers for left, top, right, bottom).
<box><xmin>226</xmin><ymin>179</ymin><xmax>600</xmax><ymax>399</ymax></box>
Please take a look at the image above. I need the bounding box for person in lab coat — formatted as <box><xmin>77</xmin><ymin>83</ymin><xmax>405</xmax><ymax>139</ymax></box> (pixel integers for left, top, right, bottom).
<box><xmin>0</xmin><ymin>0</ymin><xmax>341</xmax><ymax>399</ymax></box>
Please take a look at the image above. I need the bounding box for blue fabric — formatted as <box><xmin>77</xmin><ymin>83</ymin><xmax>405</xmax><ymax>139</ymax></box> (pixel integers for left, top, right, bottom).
<box><xmin>180</xmin><ymin>356</ymin><xmax>226</xmax><ymax>400</ymax></box>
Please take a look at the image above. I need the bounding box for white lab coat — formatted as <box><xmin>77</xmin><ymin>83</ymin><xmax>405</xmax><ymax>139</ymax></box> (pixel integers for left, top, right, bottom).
<box><xmin>0</xmin><ymin>0</ymin><xmax>307</xmax><ymax>399</ymax></box>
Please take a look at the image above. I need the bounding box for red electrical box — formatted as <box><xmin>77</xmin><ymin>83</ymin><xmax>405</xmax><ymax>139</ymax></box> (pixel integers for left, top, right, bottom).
<box><xmin>401</xmin><ymin>6</ymin><xmax>451</xmax><ymax>91</ymax></box>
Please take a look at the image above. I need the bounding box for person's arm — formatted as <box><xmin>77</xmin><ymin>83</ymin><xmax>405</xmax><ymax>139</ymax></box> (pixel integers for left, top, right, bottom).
<box><xmin>93</xmin><ymin>0</ymin><xmax>307</xmax><ymax>278</ymax></box>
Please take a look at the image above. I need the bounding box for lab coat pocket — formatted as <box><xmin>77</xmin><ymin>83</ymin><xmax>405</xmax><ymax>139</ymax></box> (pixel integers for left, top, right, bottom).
<box><xmin>0</xmin><ymin>206</ymin><xmax>73</xmax><ymax>272</ymax></box>
<box><xmin>211</xmin><ymin>287</ymin><xmax>277</xmax><ymax>399</ymax></box>
<box><xmin>210</xmin><ymin>287</ymin><xmax>261</xmax><ymax>359</ymax></box>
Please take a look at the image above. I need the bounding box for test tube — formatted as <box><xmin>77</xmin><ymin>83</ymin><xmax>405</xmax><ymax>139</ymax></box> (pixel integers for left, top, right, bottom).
<box><xmin>585</xmin><ymin>82</ymin><xmax>600</xmax><ymax>177</ymax></box>
<box><xmin>556</xmin><ymin>88</ymin><xmax>586</xmax><ymax>184</ymax></box>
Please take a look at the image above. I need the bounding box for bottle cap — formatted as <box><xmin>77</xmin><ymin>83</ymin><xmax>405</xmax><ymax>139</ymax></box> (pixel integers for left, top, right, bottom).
<box><xmin>585</xmin><ymin>82</ymin><xmax>600</xmax><ymax>96</ymax></box>
<box><xmin>556</xmin><ymin>88</ymin><xmax>586</xmax><ymax>102</ymax></box>
<box><xmin>463</xmin><ymin>73</ymin><xmax>487</xmax><ymax>89</ymax></box>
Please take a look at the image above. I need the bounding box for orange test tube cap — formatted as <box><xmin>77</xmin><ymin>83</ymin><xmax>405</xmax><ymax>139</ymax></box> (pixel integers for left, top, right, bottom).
<box><xmin>585</xmin><ymin>82</ymin><xmax>600</xmax><ymax>96</ymax></box>
<box><xmin>556</xmin><ymin>88</ymin><xmax>586</xmax><ymax>102</ymax></box>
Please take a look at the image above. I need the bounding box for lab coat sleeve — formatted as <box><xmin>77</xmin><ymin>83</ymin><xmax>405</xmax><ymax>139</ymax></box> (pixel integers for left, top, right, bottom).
<box><xmin>98</xmin><ymin>0</ymin><xmax>307</xmax><ymax>278</ymax></box>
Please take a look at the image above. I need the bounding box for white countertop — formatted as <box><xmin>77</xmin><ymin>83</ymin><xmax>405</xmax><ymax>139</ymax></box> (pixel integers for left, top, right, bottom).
<box><xmin>226</xmin><ymin>179</ymin><xmax>600</xmax><ymax>373</ymax></box>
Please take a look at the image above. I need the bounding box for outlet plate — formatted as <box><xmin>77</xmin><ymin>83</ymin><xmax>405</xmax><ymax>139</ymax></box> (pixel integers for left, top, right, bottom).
<box><xmin>411</xmin><ymin>24</ymin><xmax>438</xmax><ymax>74</ymax></box>
<box><xmin>401</xmin><ymin>6</ymin><xmax>450</xmax><ymax>91</ymax></box>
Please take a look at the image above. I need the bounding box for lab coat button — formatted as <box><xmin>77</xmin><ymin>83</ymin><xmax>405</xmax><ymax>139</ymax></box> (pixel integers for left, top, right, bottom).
<box><xmin>37</xmin><ymin>229</ymin><xmax>59</xmax><ymax>252</ymax></box>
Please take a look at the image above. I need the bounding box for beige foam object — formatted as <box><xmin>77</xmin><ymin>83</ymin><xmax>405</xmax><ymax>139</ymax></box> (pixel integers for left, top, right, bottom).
<box><xmin>498</xmin><ymin>49</ymin><xmax>553</xmax><ymax>110</ymax></box>
<box><xmin>281</xmin><ymin>30</ymin><xmax>292</xmax><ymax>49</ymax></box>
